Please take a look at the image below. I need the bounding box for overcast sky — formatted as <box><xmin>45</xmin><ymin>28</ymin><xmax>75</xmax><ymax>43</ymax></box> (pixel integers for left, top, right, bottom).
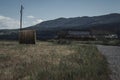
<box><xmin>0</xmin><ymin>0</ymin><xmax>120</xmax><ymax>29</ymax></box>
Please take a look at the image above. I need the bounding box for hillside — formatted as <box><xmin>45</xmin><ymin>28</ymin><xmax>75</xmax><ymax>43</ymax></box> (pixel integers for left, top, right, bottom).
<box><xmin>0</xmin><ymin>13</ymin><xmax>120</xmax><ymax>40</ymax></box>
<box><xmin>27</xmin><ymin>13</ymin><xmax>120</xmax><ymax>32</ymax></box>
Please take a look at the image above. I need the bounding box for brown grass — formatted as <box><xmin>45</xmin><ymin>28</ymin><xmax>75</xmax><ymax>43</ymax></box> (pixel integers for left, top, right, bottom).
<box><xmin>0</xmin><ymin>41</ymin><xmax>110</xmax><ymax>80</ymax></box>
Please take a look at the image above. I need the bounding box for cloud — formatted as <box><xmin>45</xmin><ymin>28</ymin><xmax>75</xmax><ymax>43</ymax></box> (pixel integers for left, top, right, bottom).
<box><xmin>27</xmin><ymin>15</ymin><xmax>35</xmax><ymax>19</ymax></box>
<box><xmin>26</xmin><ymin>15</ymin><xmax>43</xmax><ymax>26</ymax></box>
<box><xmin>0</xmin><ymin>15</ymin><xmax>44</xmax><ymax>29</ymax></box>
<box><xmin>0</xmin><ymin>15</ymin><xmax>19</xmax><ymax>29</ymax></box>
<box><xmin>33</xmin><ymin>19</ymin><xmax>43</xmax><ymax>24</ymax></box>
<box><xmin>24</xmin><ymin>18</ymin><xmax>43</xmax><ymax>27</ymax></box>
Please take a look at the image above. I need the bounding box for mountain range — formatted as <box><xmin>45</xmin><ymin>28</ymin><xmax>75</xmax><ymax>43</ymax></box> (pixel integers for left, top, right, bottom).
<box><xmin>27</xmin><ymin>13</ymin><xmax>120</xmax><ymax>32</ymax></box>
<box><xmin>0</xmin><ymin>13</ymin><xmax>120</xmax><ymax>40</ymax></box>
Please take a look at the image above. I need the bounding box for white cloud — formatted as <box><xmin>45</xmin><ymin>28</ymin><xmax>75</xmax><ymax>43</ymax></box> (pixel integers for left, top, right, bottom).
<box><xmin>24</xmin><ymin>19</ymin><xmax>43</xmax><ymax>27</ymax></box>
<box><xmin>0</xmin><ymin>15</ymin><xmax>44</xmax><ymax>29</ymax></box>
<box><xmin>27</xmin><ymin>15</ymin><xmax>35</xmax><ymax>19</ymax></box>
<box><xmin>33</xmin><ymin>19</ymin><xmax>43</xmax><ymax>24</ymax></box>
<box><xmin>0</xmin><ymin>15</ymin><xmax>19</xmax><ymax>29</ymax></box>
<box><xmin>26</xmin><ymin>15</ymin><xmax>44</xmax><ymax>26</ymax></box>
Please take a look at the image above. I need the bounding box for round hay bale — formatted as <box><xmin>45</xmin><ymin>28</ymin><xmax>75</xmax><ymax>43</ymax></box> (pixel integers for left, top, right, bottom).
<box><xmin>19</xmin><ymin>30</ymin><xmax>36</xmax><ymax>44</ymax></box>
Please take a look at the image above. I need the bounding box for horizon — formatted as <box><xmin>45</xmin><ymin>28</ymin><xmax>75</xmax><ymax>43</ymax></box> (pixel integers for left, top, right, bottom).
<box><xmin>0</xmin><ymin>0</ymin><xmax>120</xmax><ymax>29</ymax></box>
<box><xmin>0</xmin><ymin>13</ymin><xmax>119</xmax><ymax>30</ymax></box>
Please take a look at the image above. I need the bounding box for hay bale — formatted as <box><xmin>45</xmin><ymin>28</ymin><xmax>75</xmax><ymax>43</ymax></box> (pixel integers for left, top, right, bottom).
<box><xmin>19</xmin><ymin>30</ymin><xmax>36</xmax><ymax>44</ymax></box>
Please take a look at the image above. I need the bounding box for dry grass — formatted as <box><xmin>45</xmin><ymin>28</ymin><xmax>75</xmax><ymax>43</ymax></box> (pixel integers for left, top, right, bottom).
<box><xmin>0</xmin><ymin>41</ymin><xmax>110</xmax><ymax>80</ymax></box>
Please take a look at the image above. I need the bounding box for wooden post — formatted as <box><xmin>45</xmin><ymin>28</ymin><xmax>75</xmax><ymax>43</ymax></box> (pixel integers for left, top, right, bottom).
<box><xmin>20</xmin><ymin>5</ymin><xmax>24</xmax><ymax>30</ymax></box>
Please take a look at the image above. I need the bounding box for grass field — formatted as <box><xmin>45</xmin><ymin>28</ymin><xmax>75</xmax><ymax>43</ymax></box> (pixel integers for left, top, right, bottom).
<box><xmin>0</xmin><ymin>41</ymin><xmax>110</xmax><ymax>80</ymax></box>
<box><xmin>71</xmin><ymin>40</ymin><xmax>120</xmax><ymax>46</ymax></box>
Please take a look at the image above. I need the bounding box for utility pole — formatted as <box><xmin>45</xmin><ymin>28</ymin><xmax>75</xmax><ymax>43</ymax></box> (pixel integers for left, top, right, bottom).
<box><xmin>19</xmin><ymin>0</ymin><xmax>36</xmax><ymax>44</ymax></box>
<box><xmin>20</xmin><ymin>3</ymin><xmax>24</xmax><ymax>30</ymax></box>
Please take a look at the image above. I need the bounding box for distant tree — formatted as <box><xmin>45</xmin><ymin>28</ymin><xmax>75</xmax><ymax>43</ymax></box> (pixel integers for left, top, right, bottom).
<box><xmin>57</xmin><ymin>31</ymin><xmax>68</xmax><ymax>39</ymax></box>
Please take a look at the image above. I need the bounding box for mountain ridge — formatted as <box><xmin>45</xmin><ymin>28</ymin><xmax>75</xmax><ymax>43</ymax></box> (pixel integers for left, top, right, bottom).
<box><xmin>26</xmin><ymin>13</ymin><xmax>120</xmax><ymax>32</ymax></box>
<box><xmin>0</xmin><ymin>13</ymin><xmax>120</xmax><ymax>40</ymax></box>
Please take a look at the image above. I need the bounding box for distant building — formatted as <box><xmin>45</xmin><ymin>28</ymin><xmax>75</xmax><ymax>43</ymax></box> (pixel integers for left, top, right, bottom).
<box><xmin>67</xmin><ymin>31</ymin><xmax>92</xmax><ymax>38</ymax></box>
<box><xmin>57</xmin><ymin>30</ymin><xmax>119</xmax><ymax>40</ymax></box>
<box><xmin>59</xmin><ymin>30</ymin><xmax>95</xmax><ymax>40</ymax></box>
<box><xmin>91</xmin><ymin>30</ymin><xmax>119</xmax><ymax>40</ymax></box>
<box><xmin>105</xmin><ymin>34</ymin><xmax>118</xmax><ymax>39</ymax></box>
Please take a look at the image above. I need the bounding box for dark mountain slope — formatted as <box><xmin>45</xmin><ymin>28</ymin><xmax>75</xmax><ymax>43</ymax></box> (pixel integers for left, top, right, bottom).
<box><xmin>27</xmin><ymin>13</ymin><xmax>120</xmax><ymax>32</ymax></box>
<box><xmin>0</xmin><ymin>13</ymin><xmax>120</xmax><ymax>40</ymax></box>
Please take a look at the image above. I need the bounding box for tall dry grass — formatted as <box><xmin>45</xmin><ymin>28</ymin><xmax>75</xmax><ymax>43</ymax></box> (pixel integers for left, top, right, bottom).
<box><xmin>0</xmin><ymin>41</ymin><xmax>110</xmax><ymax>80</ymax></box>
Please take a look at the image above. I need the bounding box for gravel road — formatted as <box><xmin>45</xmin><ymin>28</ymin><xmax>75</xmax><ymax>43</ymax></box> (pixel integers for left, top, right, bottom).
<box><xmin>97</xmin><ymin>45</ymin><xmax>120</xmax><ymax>80</ymax></box>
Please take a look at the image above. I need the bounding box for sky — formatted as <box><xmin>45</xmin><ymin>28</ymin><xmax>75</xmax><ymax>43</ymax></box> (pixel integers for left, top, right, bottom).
<box><xmin>0</xmin><ymin>0</ymin><xmax>120</xmax><ymax>29</ymax></box>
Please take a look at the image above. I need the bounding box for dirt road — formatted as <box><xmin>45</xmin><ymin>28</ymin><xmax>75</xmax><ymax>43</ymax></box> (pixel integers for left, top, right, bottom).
<box><xmin>97</xmin><ymin>45</ymin><xmax>120</xmax><ymax>80</ymax></box>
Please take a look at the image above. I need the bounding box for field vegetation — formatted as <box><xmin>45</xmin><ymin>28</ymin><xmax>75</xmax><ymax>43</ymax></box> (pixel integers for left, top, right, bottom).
<box><xmin>0</xmin><ymin>41</ymin><xmax>110</xmax><ymax>80</ymax></box>
<box><xmin>68</xmin><ymin>40</ymin><xmax>120</xmax><ymax>46</ymax></box>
